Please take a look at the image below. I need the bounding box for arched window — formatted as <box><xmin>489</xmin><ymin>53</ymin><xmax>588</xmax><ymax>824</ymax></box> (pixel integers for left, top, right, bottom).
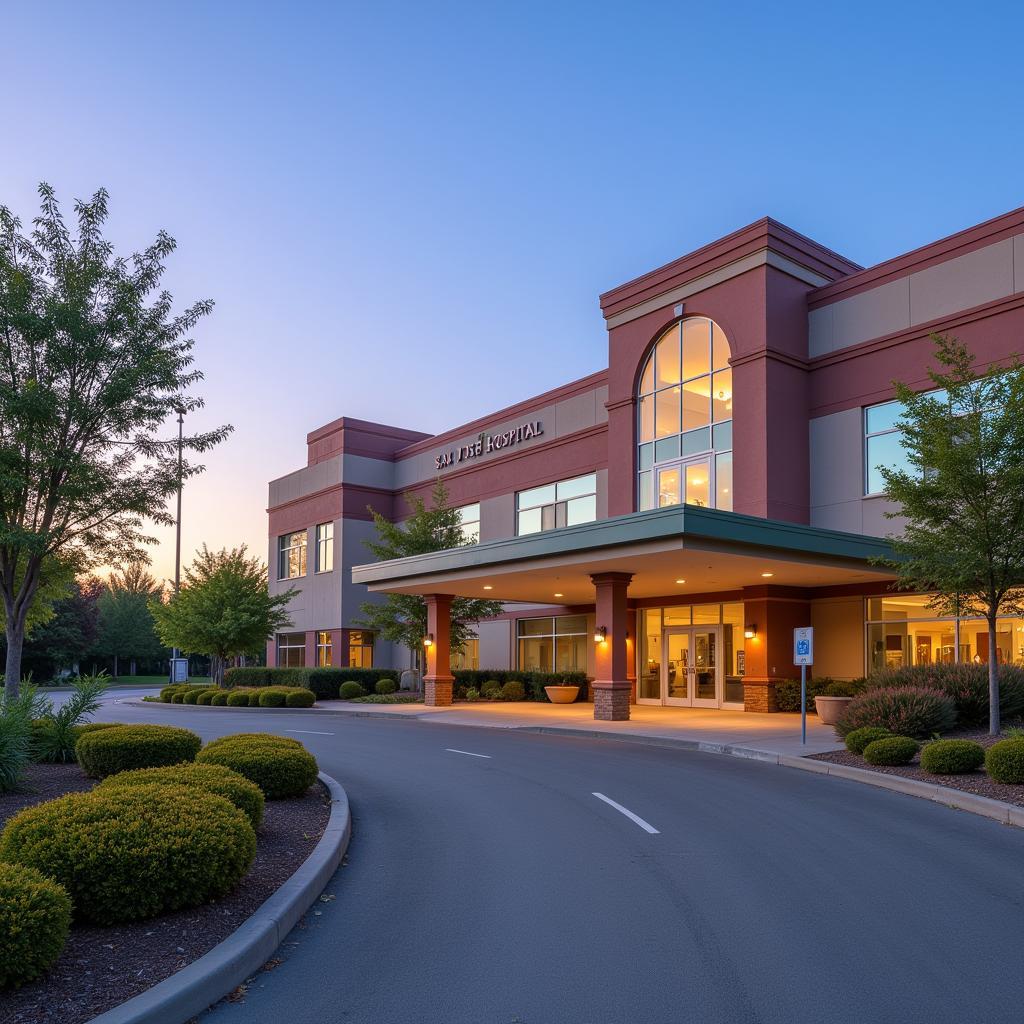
<box><xmin>637</xmin><ymin>317</ymin><xmax>733</xmax><ymax>512</ymax></box>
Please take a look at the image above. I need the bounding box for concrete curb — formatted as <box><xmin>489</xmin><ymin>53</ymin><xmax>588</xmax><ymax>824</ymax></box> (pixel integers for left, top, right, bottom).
<box><xmin>87</xmin><ymin>772</ymin><xmax>352</xmax><ymax>1024</ymax></box>
<box><xmin>121</xmin><ymin>697</ymin><xmax>427</xmax><ymax>720</ymax></box>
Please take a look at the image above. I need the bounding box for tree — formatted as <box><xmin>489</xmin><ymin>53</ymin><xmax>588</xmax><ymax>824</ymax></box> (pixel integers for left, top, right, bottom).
<box><xmin>0</xmin><ymin>184</ymin><xmax>230</xmax><ymax>698</ymax></box>
<box><xmin>357</xmin><ymin>480</ymin><xmax>504</xmax><ymax>675</ymax></box>
<box><xmin>875</xmin><ymin>334</ymin><xmax>1024</xmax><ymax>735</ymax></box>
<box><xmin>95</xmin><ymin>565</ymin><xmax>164</xmax><ymax>677</ymax></box>
<box><xmin>150</xmin><ymin>546</ymin><xmax>295</xmax><ymax>686</ymax></box>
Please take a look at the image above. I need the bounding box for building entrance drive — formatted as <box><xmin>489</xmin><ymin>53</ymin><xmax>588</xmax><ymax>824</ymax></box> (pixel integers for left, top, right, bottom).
<box><xmin>662</xmin><ymin>626</ymin><xmax>721</xmax><ymax>707</ymax></box>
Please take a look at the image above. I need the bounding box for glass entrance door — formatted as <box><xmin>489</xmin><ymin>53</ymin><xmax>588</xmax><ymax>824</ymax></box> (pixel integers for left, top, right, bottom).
<box><xmin>662</xmin><ymin>626</ymin><xmax>721</xmax><ymax>707</ymax></box>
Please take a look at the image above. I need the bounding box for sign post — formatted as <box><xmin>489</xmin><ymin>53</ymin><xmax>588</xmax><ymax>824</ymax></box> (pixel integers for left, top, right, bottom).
<box><xmin>793</xmin><ymin>627</ymin><xmax>814</xmax><ymax>745</ymax></box>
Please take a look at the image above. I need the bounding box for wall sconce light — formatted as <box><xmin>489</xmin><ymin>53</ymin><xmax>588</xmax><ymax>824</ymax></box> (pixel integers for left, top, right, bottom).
<box><xmin>423</xmin><ymin>633</ymin><xmax>434</xmax><ymax>648</ymax></box>
<box><xmin>594</xmin><ymin>625</ymin><xmax>607</xmax><ymax>644</ymax></box>
<box><xmin>744</xmin><ymin>624</ymin><xmax>757</xmax><ymax>639</ymax></box>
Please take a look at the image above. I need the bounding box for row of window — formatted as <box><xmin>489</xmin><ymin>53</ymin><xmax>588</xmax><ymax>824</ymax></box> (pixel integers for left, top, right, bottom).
<box><xmin>863</xmin><ymin>390</ymin><xmax>948</xmax><ymax>496</ymax></box>
<box><xmin>275</xmin><ymin>630</ymin><xmax>375</xmax><ymax>668</ymax></box>
<box><xmin>278</xmin><ymin>522</ymin><xmax>334</xmax><ymax>580</ymax></box>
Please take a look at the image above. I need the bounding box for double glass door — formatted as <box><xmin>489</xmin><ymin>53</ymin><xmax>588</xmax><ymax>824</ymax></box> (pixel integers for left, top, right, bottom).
<box><xmin>663</xmin><ymin>626</ymin><xmax>721</xmax><ymax>707</ymax></box>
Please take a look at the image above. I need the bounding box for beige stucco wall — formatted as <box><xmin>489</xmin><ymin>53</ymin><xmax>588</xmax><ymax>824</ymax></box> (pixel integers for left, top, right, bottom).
<box><xmin>810</xmin><ymin>596</ymin><xmax>864</xmax><ymax>680</ymax></box>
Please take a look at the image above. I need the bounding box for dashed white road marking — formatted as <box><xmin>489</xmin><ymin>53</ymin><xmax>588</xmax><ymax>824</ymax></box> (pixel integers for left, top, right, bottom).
<box><xmin>592</xmin><ymin>792</ymin><xmax>660</xmax><ymax>834</ymax></box>
<box><xmin>445</xmin><ymin>748</ymin><xmax>492</xmax><ymax>758</ymax></box>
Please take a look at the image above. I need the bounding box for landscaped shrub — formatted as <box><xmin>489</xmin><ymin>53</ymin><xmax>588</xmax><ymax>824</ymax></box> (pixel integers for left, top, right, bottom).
<box><xmin>171</xmin><ymin>692</ymin><xmax>186</xmax><ymax>703</ymax></box>
<box><xmin>820</xmin><ymin>680</ymin><xmax>862</xmax><ymax>697</ymax></box>
<box><xmin>339</xmin><ymin>681</ymin><xmax>365</xmax><ymax>700</ymax></box>
<box><xmin>75</xmin><ymin>724</ymin><xmax>202</xmax><ymax>778</ymax></box>
<box><xmin>480</xmin><ymin>679</ymin><xmax>501</xmax><ymax>699</ymax></box>
<box><xmin>843</xmin><ymin>726</ymin><xmax>893</xmax><ymax>755</ymax></box>
<box><xmin>867</xmin><ymin>663</ymin><xmax>1024</xmax><ymax>727</ymax></box>
<box><xmin>775</xmin><ymin>676</ymin><xmax>862</xmax><ymax>713</ymax></box>
<box><xmin>247</xmin><ymin>689</ymin><xmax>263</xmax><ymax>706</ymax></box>
<box><xmin>863</xmin><ymin>736</ymin><xmax>920</xmax><ymax>766</ymax></box>
<box><xmin>226</xmin><ymin>691</ymin><xmax>251</xmax><ymax>707</ymax></box>
<box><xmin>30</xmin><ymin>720</ymin><xmax>121</xmax><ymax>763</ymax></box>
<box><xmin>211</xmin><ymin>691</ymin><xmax>230</xmax><ymax>706</ymax></box>
<box><xmin>222</xmin><ymin>667</ymin><xmax>272</xmax><ymax>688</ymax></box>
<box><xmin>920</xmin><ymin>739</ymin><xmax>985</xmax><ymax>775</ymax></box>
<box><xmin>465</xmin><ymin>687</ymin><xmax>480</xmax><ymax>702</ymax></box>
<box><xmin>182</xmin><ymin>688</ymin><xmax>204</xmax><ymax>705</ymax></box>
<box><xmin>203</xmin><ymin>732</ymin><xmax>303</xmax><ymax>751</ymax></box>
<box><xmin>285</xmin><ymin>688</ymin><xmax>315</xmax><ymax>708</ymax></box>
<box><xmin>497</xmin><ymin>680</ymin><xmax>526</xmax><ymax>701</ymax></box>
<box><xmin>0</xmin><ymin>785</ymin><xmax>255</xmax><ymax>924</ymax></box>
<box><xmin>99</xmin><ymin>762</ymin><xmax>265</xmax><ymax>829</ymax></box>
<box><xmin>375</xmin><ymin>678</ymin><xmax>397</xmax><ymax>695</ymax></box>
<box><xmin>835</xmin><ymin>686</ymin><xmax>957</xmax><ymax>739</ymax></box>
<box><xmin>0</xmin><ymin>863</ymin><xmax>72</xmax><ymax>988</ymax></box>
<box><xmin>197</xmin><ymin>736</ymin><xmax>318</xmax><ymax>798</ymax></box>
<box><xmin>197</xmin><ymin>689</ymin><xmax>221</xmax><ymax>705</ymax></box>
<box><xmin>258</xmin><ymin>689</ymin><xmax>287</xmax><ymax>708</ymax></box>
<box><xmin>984</xmin><ymin>738</ymin><xmax>1024</xmax><ymax>784</ymax></box>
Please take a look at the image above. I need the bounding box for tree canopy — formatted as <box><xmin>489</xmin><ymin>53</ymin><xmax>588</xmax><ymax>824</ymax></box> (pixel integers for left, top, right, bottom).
<box><xmin>357</xmin><ymin>480</ymin><xmax>503</xmax><ymax>671</ymax></box>
<box><xmin>94</xmin><ymin>565</ymin><xmax>164</xmax><ymax>676</ymax></box>
<box><xmin>875</xmin><ymin>334</ymin><xmax>1024</xmax><ymax>734</ymax></box>
<box><xmin>0</xmin><ymin>184</ymin><xmax>229</xmax><ymax>697</ymax></box>
<box><xmin>150</xmin><ymin>546</ymin><xmax>295</xmax><ymax>686</ymax></box>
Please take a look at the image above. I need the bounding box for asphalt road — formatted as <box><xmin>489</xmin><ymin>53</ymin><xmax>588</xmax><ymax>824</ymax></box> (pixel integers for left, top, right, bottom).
<box><xmin>96</xmin><ymin>696</ymin><xmax>1024</xmax><ymax>1024</ymax></box>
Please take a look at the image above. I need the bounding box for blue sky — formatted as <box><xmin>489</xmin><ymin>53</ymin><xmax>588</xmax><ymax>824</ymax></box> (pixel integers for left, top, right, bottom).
<box><xmin>2</xmin><ymin>1</ymin><xmax>1022</xmax><ymax>582</ymax></box>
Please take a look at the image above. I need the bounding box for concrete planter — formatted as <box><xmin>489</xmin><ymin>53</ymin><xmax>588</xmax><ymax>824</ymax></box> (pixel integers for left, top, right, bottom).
<box><xmin>814</xmin><ymin>695</ymin><xmax>853</xmax><ymax>725</ymax></box>
<box><xmin>545</xmin><ymin>685</ymin><xmax>580</xmax><ymax>704</ymax></box>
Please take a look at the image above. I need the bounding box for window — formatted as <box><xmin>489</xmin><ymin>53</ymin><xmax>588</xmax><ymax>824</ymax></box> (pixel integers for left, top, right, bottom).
<box><xmin>516</xmin><ymin>474</ymin><xmax>597</xmax><ymax>536</ymax></box>
<box><xmin>316</xmin><ymin>630</ymin><xmax>333</xmax><ymax>667</ymax></box>
<box><xmin>455</xmin><ymin>503</ymin><xmax>481</xmax><ymax>544</ymax></box>
<box><xmin>637</xmin><ymin>318</ymin><xmax>733</xmax><ymax>512</ymax></box>
<box><xmin>348</xmin><ymin>630</ymin><xmax>374</xmax><ymax>668</ymax></box>
<box><xmin>315</xmin><ymin>523</ymin><xmax>334</xmax><ymax>573</ymax></box>
<box><xmin>864</xmin><ymin>389</ymin><xmax>948</xmax><ymax>495</ymax></box>
<box><xmin>278</xmin><ymin>531</ymin><xmax>307</xmax><ymax>579</ymax></box>
<box><xmin>277</xmin><ymin>632</ymin><xmax>306</xmax><ymax>667</ymax></box>
<box><xmin>517</xmin><ymin>615</ymin><xmax>588</xmax><ymax>671</ymax></box>
<box><xmin>451</xmin><ymin>637</ymin><xmax>479</xmax><ymax>670</ymax></box>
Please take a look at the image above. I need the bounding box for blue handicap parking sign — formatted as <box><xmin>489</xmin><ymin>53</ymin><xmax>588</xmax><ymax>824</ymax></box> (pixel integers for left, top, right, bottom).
<box><xmin>796</xmin><ymin>639</ymin><xmax>809</xmax><ymax>656</ymax></box>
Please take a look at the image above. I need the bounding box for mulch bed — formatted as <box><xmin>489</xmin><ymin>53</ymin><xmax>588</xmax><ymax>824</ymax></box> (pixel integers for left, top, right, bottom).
<box><xmin>809</xmin><ymin>727</ymin><xmax>1024</xmax><ymax>808</ymax></box>
<box><xmin>1</xmin><ymin>763</ymin><xmax>331</xmax><ymax>1024</ymax></box>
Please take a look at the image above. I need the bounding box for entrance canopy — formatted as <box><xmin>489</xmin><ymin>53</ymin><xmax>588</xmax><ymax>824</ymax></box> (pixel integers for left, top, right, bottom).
<box><xmin>352</xmin><ymin>505</ymin><xmax>896</xmax><ymax>602</ymax></box>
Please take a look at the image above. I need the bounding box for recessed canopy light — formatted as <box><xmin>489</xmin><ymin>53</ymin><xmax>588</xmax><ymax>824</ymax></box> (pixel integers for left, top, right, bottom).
<box><xmin>675</xmin><ymin>578</ymin><xmax>686</xmax><ymax>584</ymax></box>
<box><xmin>760</xmin><ymin>572</ymin><xmax>774</xmax><ymax>578</ymax></box>
<box><xmin>554</xmin><ymin>592</ymin><xmax>564</xmax><ymax>598</ymax></box>
<box><xmin>483</xmin><ymin>585</ymin><xmax>493</xmax><ymax>590</ymax></box>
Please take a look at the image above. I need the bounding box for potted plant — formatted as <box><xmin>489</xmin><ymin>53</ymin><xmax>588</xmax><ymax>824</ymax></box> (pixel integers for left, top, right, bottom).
<box><xmin>542</xmin><ymin>674</ymin><xmax>581</xmax><ymax>704</ymax></box>
<box><xmin>813</xmin><ymin>679</ymin><xmax>860</xmax><ymax>725</ymax></box>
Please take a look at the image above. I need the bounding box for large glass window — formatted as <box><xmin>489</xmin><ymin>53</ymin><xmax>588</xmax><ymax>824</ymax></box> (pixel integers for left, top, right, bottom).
<box><xmin>315</xmin><ymin>523</ymin><xmax>334</xmax><ymax>573</ymax></box>
<box><xmin>316</xmin><ymin>630</ymin><xmax>333</xmax><ymax>667</ymax></box>
<box><xmin>863</xmin><ymin>389</ymin><xmax>947</xmax><ymax>496</ymax></box>
<box><xmin>278</xmin><ymin>531</ymin><xmax>307</xmax><ymax>580</ymax></box>
<box><xmin>455</xmin><ymin>503</ymin><xmax>481</xmax><ymax>544</ymax></box>
<box><xmin>348</xmin><ymin>630</ymin><xmax>374</xmax><ymax>668</ymax></box>
<box><xmin>451</xmin><ymin>637</ymin><xmax>479</xmax><ymax>671</ymax></box>
<box><xmin>517</xmin><ymin>615</ymin><xmax>588</xmax><ymax>671</ymax></box>
<box><xmin>277</xmin><ymin>632</ymin><xmax>306</xmax><ymax>668</ymax></box>
<box><xmin>637</xmin><ymin>318</ymin><xmax>733</xmax><ymax>512</ymax></box>
<box><xmin>516</xmin><ymin>474</ymin><xmax>597</xmax><ymax>536</ymax></box>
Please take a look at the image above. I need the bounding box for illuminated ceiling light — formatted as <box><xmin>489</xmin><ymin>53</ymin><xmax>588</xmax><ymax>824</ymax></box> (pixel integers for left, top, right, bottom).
<box><xmin>761</xmin><ymin>572</ymin><xmax>774</xmax><ymax>578</ymax></box>
<box><xmin>554</xmin><ymin>592</ymin><xmax>564</xmax><ymax>598</ymax></box>
<box><xmin>483</xmin><ymin>585</ymin><xmax>493</xmax><ymax>590</ymax></box>
<box><xmin>675</xmin><ymin>578</ymin><xmax>686</xmax><ymax>584</ymax></box>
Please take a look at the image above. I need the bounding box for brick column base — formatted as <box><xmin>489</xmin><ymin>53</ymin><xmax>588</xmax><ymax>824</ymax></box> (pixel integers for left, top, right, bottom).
<box><xmin>424</xmin><ymin>675</ymin><xmax>454</xmax><ymax>707</ymax></box>
<box><xmin>593</xmin><ymin>686</ymin><xmax>631</xmax><ymax>721</ymax></box>
<box><xmin>743</xmin><ymin>680</ymin><xmax>779</xmax><ymax>713</ymax></box>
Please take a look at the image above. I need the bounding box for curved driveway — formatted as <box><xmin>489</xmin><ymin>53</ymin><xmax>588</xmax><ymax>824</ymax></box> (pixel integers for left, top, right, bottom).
<box><xmin>98</xmin><ymin>697</ymin><xmax>1024</xmax><ymax>1024</ymax></box>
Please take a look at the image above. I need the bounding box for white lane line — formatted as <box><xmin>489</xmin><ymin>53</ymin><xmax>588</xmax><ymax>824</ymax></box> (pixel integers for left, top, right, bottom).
<box><xmin>445</xmin><ymin>748</ymin><xmax>492</xmax><ymax>759</ymax></box>
<box><xmin>592</xmin><ymin>792</ymin><xmax>660</xmax><ymax>834</ymax></box>
<box><xmin>285</xmin><ymin>729</ymin><xmax>335</xmax><ymax>736</ymax></box>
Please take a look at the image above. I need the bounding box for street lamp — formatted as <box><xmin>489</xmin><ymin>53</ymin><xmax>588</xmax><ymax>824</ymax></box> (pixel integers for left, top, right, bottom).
<box><xmin>169</xmin><ymin>408</ymin><xmax>184</xmax><ymax>683</ymax></box>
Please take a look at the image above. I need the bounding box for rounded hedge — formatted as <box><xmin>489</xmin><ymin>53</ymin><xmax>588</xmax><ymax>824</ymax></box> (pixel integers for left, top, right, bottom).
<box><xmin>258</xmin><ymin>689</ymin><xmax>286</xmax><ymax>708</ymax></box>
<box><xmin>985</xmin><ymin>738</ymin><xmax>1024</xmax><ymax>784</ymax></box>
<box><xmin>339</xmin><ymin>681</ymin><xmax>365</xmax><ymax>700</ymax></box>
<box><xmin>481</xmin><ymin>680</ymin><xmax>501</xmax><ymax>698</ymax></box>
<box><xmin>211</xmin><ymin>691</ymin><xmax>229</xmax><ymax>706</ymax></box>
<box><xmin>197</xmin><ymin>738</ymin><xmax>318</xmax><ymax>799</ymax></box>
<box><xmin>920</xmin><ymin>739</ymin><xmax>985</xmax><ymax>775</ymax></box>
<box><xmin>498</xmin><ymin>680</ymin><xmax>526</xmax><ymax>701</ymax></box>
<box><xmin>285</xmin><ymin>688</ymin><xmax>315</xmax><ymax>708</ymax></box>
<box><xmin>844</xmin><ymin>726</ymin><xmax>892</xmax><ymax>755</ymax></box>
<box><xmin>375</xmin><ymin>678</ymin><xmax>397</xmax><ymax>696</ymax></box>
<box><xmin>247</xmin><ymin>690</ymin><xmax>264</xmax><ymax>707</ymax></box>
<box><xmin>197</xmin><ymin>689</ymin><xmax>221</xmax><ymax>706</ymax></box>
<box><xmin>0</xmin><ymin>863</ymin><xmax>72</xmax><ymax>988</ymax></box>
<box><xmin>204</xmin><ymin>732</ymin><xmax>302</xmax><ymax>751</ymax></box>
<box><xmin>226</xmin><ymin>691</ymin><xmax>251</xmax><ymax>707</ymax></box>
<box><xmin>99</xmin><ymin>762</ymin><xmax>265</xmax><ymax>829</ymax></box>
<box><xmin>182</xmin><ymin>689</ymin><xmax>203</xmax><ymax>705</ymax></box>
<box><xmin>0</xmin><ymin>785</ymin><xmax>255</xmax><ymax>924</ymax></box>
<box><xmin>75</xmin><ymin>724</ymin><xmax>202</xmax><ymax>778</ymax></box>
<box><xmin>835</xmin><ymin>686</ymin><xmax>956</xmax><ymax>739</ymax></box>
<box><xmin>863</xmin><ymin>736</ymin><xmax>920</xmax><ymax>766</ymax></box>
<box><xmin>465</xmin><ymin>687</ymin><xmax>480</xmax><ymax>702</ymax></box>
<box><xmin>171</xmin><ymin>693</ymin><xmax>186</xmax><ymax>704</ymax></box>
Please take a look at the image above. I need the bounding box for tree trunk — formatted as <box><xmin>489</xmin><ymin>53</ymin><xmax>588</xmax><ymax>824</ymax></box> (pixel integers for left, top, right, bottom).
<box><xmin>988</xmin><ymin>614</ymin><xmax>1001</xmax><ymax>735</ymax></box>
<box><xmin>113</xmin><ymin>653</ymin><xmax>119</xmax><ymax>680</ymax></box>
<box><xmin>211</xmin><ymin>654</ymin><xmax>224</xmax><ymax>688</ymax></box>
<box><xmin>4</xmin><ymin>615</ymin><xmax>25</xmax><ymax>701</ymax></box>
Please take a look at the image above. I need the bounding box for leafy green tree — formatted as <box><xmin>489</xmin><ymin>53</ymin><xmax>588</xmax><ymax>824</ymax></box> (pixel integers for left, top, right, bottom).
<box><xmin>0</xmin><ymin>184</ymin><xmax>229</xmax><ymax>699</ymax></box>
<box><xmin>357</xmin><ymin>480</ymin><xmax>504</xmax><ymax>676</ymax></box>
<box><xmin>150</xmin><ymin>546</ymin><xmax>295</xmax><ymax>686</ymax></box>
<box><xmin>875</xmin><ymin>334</ymin><xmax>1024</xmax><ymax>735</ymax></box>
<box><xmin>95</xmin><ymin>566</ymin><xmax>164</xmax><ymax>677</ymax></box>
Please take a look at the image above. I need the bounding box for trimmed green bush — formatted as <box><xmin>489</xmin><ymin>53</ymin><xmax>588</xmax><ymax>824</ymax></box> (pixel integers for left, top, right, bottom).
<box><xmin>452</xmin><ymin>669</ymin><xmax>587</xmax><ymax>702</ymax></box>
<box><xmin>339</xmin><ymin>681</ymin><xmax>365</xmax><ymax>700</ymax></box>
<box><xmin>182</xmin><ymin>688</ymin><xmax>203</xmax><ymax>705</ymax></box>
<box><xmin>197</xmin><ymin>689</ymin><xmax>220</xmax><ymax>705</ymax></box>
<box><xmin>920</xmin><ymin>739</ymin><xmax>985</xmax><ymax>775</ymax></box>
<box><xmin>0</xmin><ymin>785</ymin><xmax>255</xmax><ymax>924</ymax></box>
<box><xmin>222</xmin><ymin>667</ymin><xmax>272</xmax><ymax>688</ymax></box>
<box><xmin>465</xmin><ymin>687</ymin><xmax>480</xmax><ymax>702</ymax></box>
<box><xmin>375</xmin><ymin>678</ymin><xmax>397</xmax><ymax>696</ymax></box>
<box><xmin>306</xmin><ymin>667</ymin><xmax>399</xmax><ymax>699</ymax></box>
<box><xmin>285</xmin><ymin>688</ymin><xmax>315</xmax><ymax>708</ymax></box>
<box><xmin>821</xmin><ymin>680</ymin><xmax>862</xmax><ymax>698</ymax></box>
<box><xmin>844</xmin><ymin>726</ymin><xmax>893</xmax><ymax>754</ymax></box>
<box><xmin>30</xmin><ymin>720</ymin><xmax>121</xmax><ymax>764</ymax></box>
<box><xmin>99</xmin><ymin>762</ymin><xmax>265</xmax><ymax>829</ymax></box>
<box><xmin>171</xmin><ymin>692</ymin><xmax>186</xmax><ymax>704</ymax></box>
<box><xmin>258</xmin><ymin>689</ymin><xmax>287</xmax><ymax>708</ymax></box>
<box><xmin>497</xmin><ymin>680</ymin><xmax>526</xmax><ymax>701</ymax></box>
<box><xmin>776</xmin><ymin>676</ymin><xmax>864</xmax><ymax>713</ymax></box>
<box><xmin>835</xmin><ymin>686</ymin><xmax>957</xmax><ymax>739</ymax></box>
<box><xmin>75</xmin><ymin>724</ymin><xmax>202</xmax><ymax>778</ymax></box>
<box><xmin>247</xmin><ymin>689</ymin><xmax>263</xmax><ymax>706</ymax></box>
<box><xmin>480</xmin><ymin>679</ymin><xmax>501</xmax><ymax>698</ymax></box>
<box><xmin>985</xmin><ymin>738</ymin><xmax>1024</xmax><ymax>784</ymax></box>
<box><xmin>203</xmin><ymin>732</ymin><xmax>303</xmax><ymax>751</ymax></box>
<box><xmin>197</xmin><ymin>737</ymin><xmax>318</xmax><ymax>798</ymax></box>
<box><xmin>226</xmin><ymin>691</ymin><xmax>251</xmax><ymax>707</ymax></box>
<box><xmin>863</xmin><ymin>736</ymin><xmax>920</xmax><ymax>766</ymax></box>
<box><xmin>0</xmin><ymin>862</ymin><xmax>72</xmax><ymax>988</ymax></box>
<box><xmin>211</xmin><ymin>691</ymin><xmax>229</xmax><ymax>706</ymax></box>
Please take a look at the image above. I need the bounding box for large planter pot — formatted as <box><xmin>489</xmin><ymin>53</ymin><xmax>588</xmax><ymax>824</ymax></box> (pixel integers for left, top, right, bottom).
<box><xmin>400</xmin><ymin>669</ymin><xmax>421</xmax><ymax>693</ymax></box>
<box><xmin>544</xmin><ymin>685</ymin><xmax>580</xmax><ymax>704</ymax></box>
<box><xmin>814</xmin><ymin>695</ymin><xmax>853</xmax><ymax>725</ymax></box>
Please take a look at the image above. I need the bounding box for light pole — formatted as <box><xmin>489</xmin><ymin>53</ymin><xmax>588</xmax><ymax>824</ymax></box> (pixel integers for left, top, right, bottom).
<box><xmin>169</xmin><ymin>409</ymin><xmax>184</xmax><ymax>682</ymax></box>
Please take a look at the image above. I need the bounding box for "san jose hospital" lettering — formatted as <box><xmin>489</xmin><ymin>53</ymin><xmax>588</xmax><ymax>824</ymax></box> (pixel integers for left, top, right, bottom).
<box><xmin>435</xmin><ymin>420</ymin><xmax>544</xmax><ymax>470</ymax></box>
